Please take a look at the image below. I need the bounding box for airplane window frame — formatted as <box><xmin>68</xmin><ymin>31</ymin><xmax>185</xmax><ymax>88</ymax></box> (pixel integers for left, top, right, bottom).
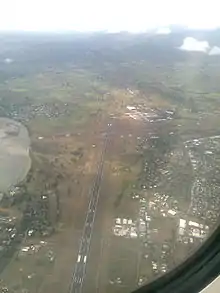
<box><xmin>133</xmin><ymin>225</ymin><xmax>220</xmax><ymax>293</ymax></box>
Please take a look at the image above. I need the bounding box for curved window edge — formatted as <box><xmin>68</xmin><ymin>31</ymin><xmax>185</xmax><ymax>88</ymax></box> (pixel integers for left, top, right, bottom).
<box><xmin>133</xmin><ymin>226</ymin><xmax>220</xmax><ymax>293</ymax></box>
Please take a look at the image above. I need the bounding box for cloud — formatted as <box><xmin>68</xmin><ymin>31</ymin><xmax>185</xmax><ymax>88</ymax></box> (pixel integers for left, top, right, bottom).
<box><xmin>4</xmin><ymin>58</ymin><xmax>13</xmax><ymax>64</ymax></box>
<box><xmin>179</xmin><ymin>37</ymin><xmax>210</xmax><ymax>52</ymax></box>
<box><xmin>156</xmin><ymin>27</ymin><xmax>171</xmax><ymax>35</ymax></box>
<box><xmin>209</xmin><ymin>46</ymin><xmax>220</xmax><ymax>55</ymax></box>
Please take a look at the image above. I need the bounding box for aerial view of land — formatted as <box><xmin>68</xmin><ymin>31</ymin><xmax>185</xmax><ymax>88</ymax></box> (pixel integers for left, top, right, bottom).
<box><xmin>0</xmin><ymin>29</ymin><xmax>220</xmax><ymax>293</ymax></box>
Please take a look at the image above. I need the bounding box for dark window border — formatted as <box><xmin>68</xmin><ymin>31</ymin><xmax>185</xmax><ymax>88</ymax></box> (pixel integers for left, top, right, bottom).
<box><xmin>133</xmin><ymin>225</ymin><xmax>220</xmax><ymax>293</ymax></box>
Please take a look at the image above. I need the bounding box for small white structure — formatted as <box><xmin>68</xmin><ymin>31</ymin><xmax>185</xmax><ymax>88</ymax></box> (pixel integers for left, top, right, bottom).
<box><xmin>113</xmin><ymin>217</ymin><xmax>138</xmax><ymax>238</ymax></box>
<box><xmin>145</xmin><ymin>215</ymin><xmax>151</xmax><ymax>221</ymax></box>
<box><xmin>126</xmin><ymin>105</ymin><xmax>136</xmax><ymax>111</ymax></box>
<box><xmin>127</xmin><ymin>88</ymin><xmax>134</xmax><ymax>95</ymax></box>
<box><xmin>191</xmin><ymin>228</ymin><xmax>202</xmax><ymax>238</ymax></box>
<box><xmin>179</xmin><ymin>227</ymin><xmax>185</xmax><ymax>236</ymax></box>
<box><xmin>168</xmin><ymin>209</ymin><xmax>177</xmax><ymax>216</ymax></box>
<box><xmin>21</xmin><ymin>246</ymin><xmax>30</xmax><ymax>252</ymax></box>
<box><xmin>179</xmin><ymin>219</ymin><xmax>186</xmax><ymax>228</ymax></box>
<box><xmin>130</xmin><ymin>231</ymin><xmax>138</xmax><ymax>238</ymax></box>
<box><xmin>116</xmin><ymin>218</ymin><xmax>121</xmax><ymax>224</ymax></box>
<box><xmin>123</xmin><ymin>218</ymin><xmax>128</xmax><ymax>224</ymax></box>
<box><xmin>205</xmin><ymin>150</ymin><xmax>213</xmax><ymax>155</ymax></box>
<box><xmin>28</xmin><ymin>229</ymin><xmax>34</xmax><ymax>236</ymax></box>
<box><xmin>189</xmin><ymin>221</ymin><xmax>200</xmax><ymax>227</ymax></box>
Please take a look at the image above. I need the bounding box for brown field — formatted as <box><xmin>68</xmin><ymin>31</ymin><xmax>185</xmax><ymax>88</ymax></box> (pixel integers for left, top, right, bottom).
<box><xmin>0</xmin><ymin>94</ymin><xmax>211</xmax><ymax>293</ymax></box>
<box><xmin>82</xmin><ymin>117</ymin><xmax>149</xmax><ymax>293</ymax></box>
<box><xmin>0</xmin><ymin>113</ymin><xmax>111</xmax><ymax>293</ymax></box>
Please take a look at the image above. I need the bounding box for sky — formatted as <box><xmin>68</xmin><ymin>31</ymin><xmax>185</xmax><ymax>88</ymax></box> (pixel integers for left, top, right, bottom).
<box><xmin>0</xmin><ymin>0</ymin><xmax>219</xmax><ymax>32</ymax></box>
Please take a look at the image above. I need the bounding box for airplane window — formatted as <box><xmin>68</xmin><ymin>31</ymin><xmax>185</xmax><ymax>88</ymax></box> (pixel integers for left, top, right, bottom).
<box><xmin>0</xmin><ymin>1</ymin><xmax>220</xmax><ymax>293</ymax></box>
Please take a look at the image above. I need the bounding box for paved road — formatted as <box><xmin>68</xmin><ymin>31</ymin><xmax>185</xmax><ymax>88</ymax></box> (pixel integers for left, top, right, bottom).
<box><xmin>69</xmin><ymin>124</ymin><xmax>111</xmax><ymax>293</ymax></box>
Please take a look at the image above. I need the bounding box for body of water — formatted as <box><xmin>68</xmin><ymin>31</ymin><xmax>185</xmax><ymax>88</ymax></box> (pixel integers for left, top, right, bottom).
<box><xmin>0</xmin><ymin>117</ymin><xmax>31</xmax><ymax>192</ymax></box>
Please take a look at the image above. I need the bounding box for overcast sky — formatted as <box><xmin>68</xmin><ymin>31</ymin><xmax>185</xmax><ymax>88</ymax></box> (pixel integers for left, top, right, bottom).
<box><xmin>0</xmin><ymin>0</ymin><xmax>219</xmax><ymax>32</ymax></box>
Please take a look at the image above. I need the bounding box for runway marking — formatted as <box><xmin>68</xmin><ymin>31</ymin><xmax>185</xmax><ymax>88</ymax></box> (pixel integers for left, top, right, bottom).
<box><xmin>69</xmin><ymin>123</ymin><xmax>111</xmax><ymax>293</ymax></box>
<box><xmin>77</xmin><ymin>254</ymin><xmax>81</xmax><ymax>263</ymax></box>
<box><xmin>74</xmin><ymin>277</ymin><xmax>82</xmax><ymax>284</ymax></box>
<box><xmin>83</xmin><ymin>255</ymin><xmax>87</xmax><ymax>263</ymax></box>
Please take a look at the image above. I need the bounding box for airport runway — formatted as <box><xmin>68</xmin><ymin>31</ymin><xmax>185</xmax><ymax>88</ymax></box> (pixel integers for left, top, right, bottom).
<box><xmin>69</xmin><ymin>124</ymin><xmax>111</xmax><ymax>293</ymax></box>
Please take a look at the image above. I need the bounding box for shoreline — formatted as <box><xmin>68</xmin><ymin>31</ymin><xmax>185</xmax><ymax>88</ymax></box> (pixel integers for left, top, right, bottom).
<box><xmin>0</xmin><ymin>117</ymin><xmax>31</xmax><ymax>192</ymax></box>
